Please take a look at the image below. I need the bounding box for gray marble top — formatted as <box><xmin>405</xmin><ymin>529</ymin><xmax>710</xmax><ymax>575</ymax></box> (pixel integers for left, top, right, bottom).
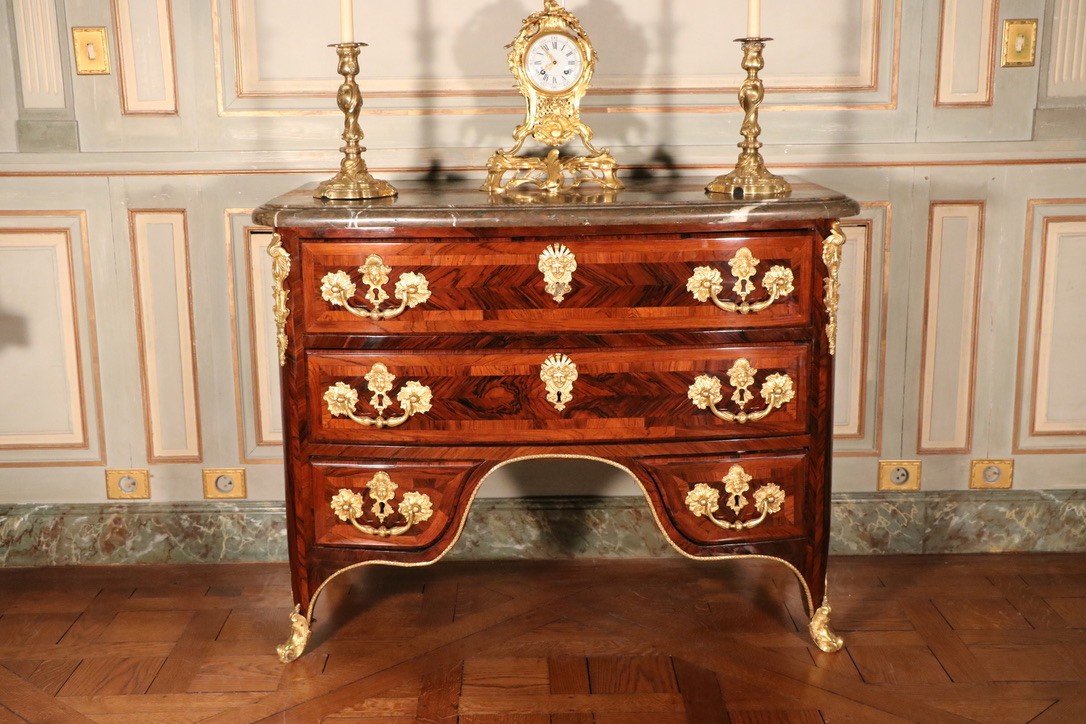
<box><xmin>253</xmin><ymin>178</ymin><xmax>860</xmax><ymax>229</ymax></box>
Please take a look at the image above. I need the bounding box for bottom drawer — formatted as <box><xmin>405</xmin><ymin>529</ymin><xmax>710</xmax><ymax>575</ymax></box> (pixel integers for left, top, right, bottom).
<box><xmin>312</xmin><ymin>459</ymin><xmax>481</xmax><ymax>550</ymax></box>
<box><xmin>641</xmin><ymin>452</ymin><xmax>809</xmax><ymax>545</ymax></box>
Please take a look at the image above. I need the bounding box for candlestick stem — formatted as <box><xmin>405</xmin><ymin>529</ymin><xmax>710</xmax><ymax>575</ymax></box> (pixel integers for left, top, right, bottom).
<box><xmin>706</xmin><ymin>38</ymin><xmax>790</xmax><ymax>199</ymax></box>
<box><xmin>315</xmin><ymin>43</ymin><xmax>397</xmax><ymax>201</ymax></box>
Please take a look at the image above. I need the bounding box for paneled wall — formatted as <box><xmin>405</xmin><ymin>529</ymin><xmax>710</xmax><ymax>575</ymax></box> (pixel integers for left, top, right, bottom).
<box><xmin>1</xmin><ymin>0</ymin><xmax>1084</xmax><ymax>503</ymax></box>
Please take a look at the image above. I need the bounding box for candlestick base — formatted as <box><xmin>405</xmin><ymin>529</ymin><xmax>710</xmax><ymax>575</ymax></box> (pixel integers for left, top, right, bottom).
<box><xmin>705</xmin><ymin>159</ymin><xmax>791</xmax><ymax>199</ymax></box>
<box><xmin>315</xmin><ymin>42</ymin><xmax>397</xmax><ymax>202</ymax></box>
<box><xmin>706</xmin><ymin>37</ymin><xmax>791</xmax><ymax>200</ymax></box>
<box><xmin>315</xmin><ymin>171</ymin><xmax>398</xmax><ymax>201</ymax></box>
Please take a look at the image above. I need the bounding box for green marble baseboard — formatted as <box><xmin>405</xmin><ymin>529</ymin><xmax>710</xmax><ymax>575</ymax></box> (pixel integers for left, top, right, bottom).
<box><xmin>1</xmin><ymin>490</ymin><xmax>1083</xmax><ymax>567</ymax></box>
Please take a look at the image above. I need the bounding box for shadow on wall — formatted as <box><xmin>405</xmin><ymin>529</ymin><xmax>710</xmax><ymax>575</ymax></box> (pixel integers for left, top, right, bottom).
<box><xmin>480</xmin><ymin>457</ymin><xmax>645</xmax><ymax>556</ymax></box>
<box><xmin>442</xmin><ymin>0</ymin><xmax>679</xmax><ymax>173</ymax></box>
<box><xmin>0</xmin><ymin>292</ymin><xmax>29</xmax><ymax>353</ymax></box>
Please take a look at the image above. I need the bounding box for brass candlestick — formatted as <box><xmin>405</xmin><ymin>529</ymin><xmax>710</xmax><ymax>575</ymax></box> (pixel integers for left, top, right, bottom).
<box><xmin>315</xmin><ymin>43</ymin><xmax>397</xmax><ymax>201</ymax></box>
<box><xmin>706</xmin><ymin>38</ymin><xmax>791</xmax><ymax>199</ymax></box>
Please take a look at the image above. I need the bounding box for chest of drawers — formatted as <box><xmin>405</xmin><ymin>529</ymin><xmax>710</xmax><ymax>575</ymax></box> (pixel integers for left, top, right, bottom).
<box><xmin>253</xmin><ymin>179</ymin><xmax>860</xmax><ymax>662</ymax></box>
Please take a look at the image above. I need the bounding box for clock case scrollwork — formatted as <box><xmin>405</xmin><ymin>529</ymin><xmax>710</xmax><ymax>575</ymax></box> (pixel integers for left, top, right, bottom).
<box><xmin>483</xmin><ymin>0</ymin><xmax>622</xmax><ymax>196</ymax></box>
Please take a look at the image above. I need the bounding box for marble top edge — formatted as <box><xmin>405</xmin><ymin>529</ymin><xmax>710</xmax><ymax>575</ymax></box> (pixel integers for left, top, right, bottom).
<box><xmin>253</xmin><ymin>178</ymin><xmax>860</xmax><ymax>228</ymax></box>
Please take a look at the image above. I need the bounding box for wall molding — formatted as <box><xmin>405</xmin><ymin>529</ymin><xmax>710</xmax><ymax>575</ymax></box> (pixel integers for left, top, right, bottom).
<box><xmin>935</xmin><ymin>0</ymin><xmax>998</xmax><ymax>107</ymax></box>
<box><xmin>1</xmin><ymin>490</ymin><xmax>1083</xmax><ymax>566</ymax></box>
<box><xmin>216</xmin><ymin>0</ymin><xmax>894</xmax><ymax>112</ymax></box>
<box><xmin>918</xmin><ymin>202</ymin><xmax>985</xmax><ymax>454</ymax></box>
<box><xmin>111</xmin><ymin>0</ymin><xmax>179</xmax><ymax>115</ymax></box>
<box><xmin>0</xmin><ymin>211</ymin><xmax>106</xmax><ymax>468</ymax></box>
<box><xmin>129</xmin><ymin>209</ymin><xmax>202</xmax><ymax>462</ymax></box>
<box><xmin>1015</xmin><ymin>200</ymin><xmax>1086</xmax><ymax>454</ymax></box>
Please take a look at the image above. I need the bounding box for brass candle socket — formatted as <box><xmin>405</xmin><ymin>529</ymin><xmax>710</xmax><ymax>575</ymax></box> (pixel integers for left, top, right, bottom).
<box><xmin>314</xmin><ymin>43</ymin><xmax>397</xmax><ymax>201</ymax></box>
<box><xmin>706</xmin><ymin>38</ymin><xmax>791</xmax><ymax>200</ymax></box>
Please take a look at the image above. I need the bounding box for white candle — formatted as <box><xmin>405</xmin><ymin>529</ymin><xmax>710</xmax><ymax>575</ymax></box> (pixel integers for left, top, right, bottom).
<box><xmin>340</xmin><ymin>0</ymin><xmax>354</xmax><ymax>43</ymax></box>
<box><xmin>747</xmin><ymin>0</ymin><xmax>761</xmax><ymax>38</ymax></box>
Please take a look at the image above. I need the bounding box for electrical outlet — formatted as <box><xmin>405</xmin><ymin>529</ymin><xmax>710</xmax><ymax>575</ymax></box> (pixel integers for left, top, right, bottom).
<box><xmin>203</xmin><ymin>468</ymin><xmax>247</xmax><ymax>500</ymax></box>
<box><xmin>72</xmin><ymin>27</ymin><xmax>110</xmax><ymax>75</ymax></box>
<box><xmin>878</xmin><ymin>460</ymin><xmax>921</xmax><ymax>491</ymax></box>
<box><xmin>1002</xmin><ymin>19</ymin><xmax>1038</xmax><ymax>67</ymax></box>
<box><xmin>106</xmin><ymin>469</ymin><xmax>150</xmax><ymax>499</ymax></box>
<box><xmin>970</xmin><ymin>460</ymin><xmax>1014</xmax><ymax>490</ymax></box>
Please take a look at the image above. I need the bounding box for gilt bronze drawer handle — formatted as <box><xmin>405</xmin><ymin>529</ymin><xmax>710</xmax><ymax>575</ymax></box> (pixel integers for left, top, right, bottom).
<box><xmin>688</xmin><ymin>358</ymin><xmax>795</xmax><ymax>424</ymax></box>
<box><xmin>538</xmin><ymin>244</ymin><xmax>577</xmax><ymax>303</ymax></box>
<box><xmin>687</xmin><ymin>247</ymin><xmax>794</xmax><ymax>314</ymax></box>
<box><xmin>320</xmin><ymin>254</ymin><xmax>431</xmax><ymax>320</ymax></box>
<box><xmin>324</xmin><ymin>363</ymin><xmax>433</xmax><ymax>429</ymax></box>
<box><xmin>540</xmin><ymin>353</ymin><xmax>578</xmax><ymax>411</ymax></box>
<box><xmin>685</xmin><ymin>464</ymin><xmax>786</xmax><ymax>531</ymax></box>
<box><xmin>330</xmin><ymin>472</ymin><xmax>435</xmax><ymax>538</ymax></box>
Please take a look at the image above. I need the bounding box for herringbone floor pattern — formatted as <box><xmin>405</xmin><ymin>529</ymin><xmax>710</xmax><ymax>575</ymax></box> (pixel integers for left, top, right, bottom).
<box><xmin>1</xmin><ymin>555</ymin><xmax>1085</xmax><ymax>722</ymax></box>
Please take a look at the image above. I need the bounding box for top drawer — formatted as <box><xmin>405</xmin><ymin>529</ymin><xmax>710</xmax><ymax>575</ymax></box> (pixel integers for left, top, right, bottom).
<box><xmin>298</xmin><ymin>233</ymin><xmax>815</xmax><ymax>335</ymax></box>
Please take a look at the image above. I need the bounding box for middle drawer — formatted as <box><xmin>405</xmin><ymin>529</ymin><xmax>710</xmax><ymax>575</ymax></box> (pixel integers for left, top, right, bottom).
<box><xmin>307</xmin><ymin>344</ymin><xmax>810</xmax><ymax>445</ymax></box>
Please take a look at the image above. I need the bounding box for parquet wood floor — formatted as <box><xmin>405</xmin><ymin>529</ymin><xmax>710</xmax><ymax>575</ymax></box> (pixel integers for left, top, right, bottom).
<box><xmin>1</xmin><ymin>555</ymin><xmax>1085</xmax><ymax>722</ymax></box>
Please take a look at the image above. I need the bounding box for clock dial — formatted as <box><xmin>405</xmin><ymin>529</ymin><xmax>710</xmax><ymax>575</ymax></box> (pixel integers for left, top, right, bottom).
<box><xmin>525</xmin><ymin>33</ymin><xmax>585</xmax><ymax>93</ymax></box>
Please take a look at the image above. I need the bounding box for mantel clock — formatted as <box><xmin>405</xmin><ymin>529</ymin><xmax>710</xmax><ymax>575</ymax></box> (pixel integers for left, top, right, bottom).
<box><xmin>483</xmin><ymin>0</ymin><xmax>622</xmax><ymax>195</ymax></box>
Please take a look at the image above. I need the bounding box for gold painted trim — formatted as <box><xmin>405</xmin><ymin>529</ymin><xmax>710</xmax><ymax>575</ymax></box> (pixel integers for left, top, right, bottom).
<box><xmin>933</xmin><ymin>0</ymin><xmax>999</xmax><ymax>108</ymax></box>
<box><xmin>1029</xmin><ymin>214</ymin><xmax>1086</xmax><ymax>438</ymax></box>
<box><xmin>128</xmin><ymin>209</ymin><xmax>204</xmax><ymax>464</ymax></box>
<box><xmin>243</xmin><ymin>226</ymin><xmax>281</xmax><ymax>449</ymax></box>
<box><xmin>9</xmin><ymin>156</ymin><xmax>1086</xmax><ymax>180</ymax></box>
<box><xmin>0</xmin><ymin>228</ymin><xmax>87</xmax><ymax>452</ymax></box>
<box><xmin>822</xmin><ymin>222</ymin><xmax>847</xmax><ymax>357</ymax></box>
<box><xmin>833</xmin><ymin>203</ymin><xmax>892</xmax><ymax>459</ymax></box>
<box><xmin>916</xmin><ymin>202</ymin><xmax>985</xmax><ymax>456</ymax></box>
<box><xmin>832</xmin><ymin>219</ymin><xmax>873</xmax><ymax>442</ymax></box>
<box><xmin>281</xmin><ymin>454</ymin><xmax>835</xmax><ymax>662</ymax></box>
<box><xmin>110</xmin><ymin>0</ymin><xmax>179</xmax><ymax>115</ymax></box>
<box><xmin>225</xmin><ymin>213</ymin><xmax>283</xmax><ymax>465</ymax></box>
<box><xmin>268</xmin><ymin>232</ymin><xmax>290</xmax><ymax>367</ymax></box>
<box><xmin>0</xmin><ymin>212</ymin><xmax>106</xmax><ymax>468</ymax></box>
<box><xmin>220</xmin><ymin>0</ymin><xmax>899</xmax><ymax>116</ymax></box>
<box><xmin>1014</xmin><ymin>200</ymin><xmax>1086</xmax><ymax>455</ymax></box>
<box><xmin>225</xmin><ymin>0</ymin><xmax>887</xmax><ymax>102</ymax></box>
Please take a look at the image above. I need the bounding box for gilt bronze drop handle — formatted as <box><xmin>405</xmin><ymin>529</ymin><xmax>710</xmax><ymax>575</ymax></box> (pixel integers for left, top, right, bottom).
<box><xmin>687</xmin><ymin>247</ymin><xmax>795</xmax><ymax>314</ymax></box>
<box><xmin>685</xmin><ymin>464</ymin><xmax>786</xmax><ymax>531</ymax></box>
<box><xmin>687</xmin><ymin>358</ymin><xmax>795</xmax><ymax>424</ymax></box>
<box><xmin>324</xmin><ymin>363</ymin><xmax>433</xmax><ymax>429</ymax></box>
<box><xmin>320</xmin><ymin>253</ymin><xmax>431</xmax><ymax>321</ymax></box>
